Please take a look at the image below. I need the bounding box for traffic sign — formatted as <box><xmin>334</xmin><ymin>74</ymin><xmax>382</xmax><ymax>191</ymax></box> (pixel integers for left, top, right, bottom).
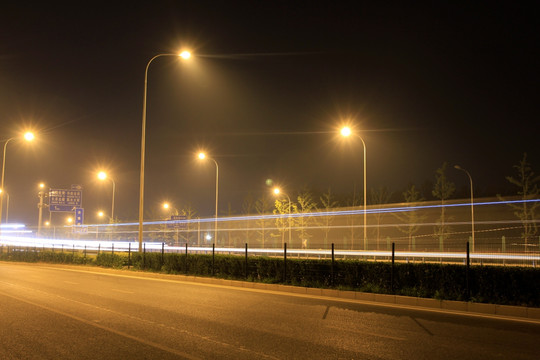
<box><xmin>75</xmin><ymin>208</ymin><xmax>84</xmax><ymax>225</ymax></box>
<box><xmin>49</xmin><ymin>189</ymin><xmax>82</xmax><ymax>212</ymax></box>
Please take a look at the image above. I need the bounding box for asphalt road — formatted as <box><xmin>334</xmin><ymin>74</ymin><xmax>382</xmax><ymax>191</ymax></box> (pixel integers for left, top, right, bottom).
<box><xmin>0</xmin><ymin>262</ymin><xmax>538</xmax><ymax>359</ymax></box>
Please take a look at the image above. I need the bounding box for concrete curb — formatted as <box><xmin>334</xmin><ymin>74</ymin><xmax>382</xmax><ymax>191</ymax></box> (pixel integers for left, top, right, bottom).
<box><xmin>20</xmin><ymin>263</ymin><xmax>540</xmax><ymax>322</ymax></box>
<box><xmin>230</xmin><ymin>279</ymin><xmax>540</xmax><ymax>321</ymax></box>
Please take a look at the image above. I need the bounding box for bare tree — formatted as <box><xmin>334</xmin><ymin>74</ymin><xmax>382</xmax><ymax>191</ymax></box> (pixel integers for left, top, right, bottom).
<box><xmin>273</xmin><ymin>198</ymin><xmax>292</xmax><ymax>248</ymax></box>
<box><xmin>499</xmin><ymin>153</ymin><xmax>539</xmax><ymax>250</ymax></box>
<box><xmin>180</xmin><ymin>202</ymin><xmax>198</xmax><ymax>245</ymax></box>
<box><xmin>255</xmin><ymin>194</ymin><xmax>273</xmax><ymax>248</ymax></box>
<box><xmin>293</xmin><ymin>189</ymin><xmax>318</xmax><ymax>249</ymax></box>
<box><xmin>432</xmin><ymin>162</ymin><xmax>455</xmax><ymax>250</ymax></box>
<box><xmin>369</xmin><ymin>186</ymin><xmax>392</xmax><ymax>250</ymax></box>
<box><xmin>395</xmin><ymin>184</ymin><xmax>425</xmax><ymax>250</ymax></box>
<box><xmin>320</xmin><ymin>188</ymin><xmax>339</xmax><ymax>249</ymax></box>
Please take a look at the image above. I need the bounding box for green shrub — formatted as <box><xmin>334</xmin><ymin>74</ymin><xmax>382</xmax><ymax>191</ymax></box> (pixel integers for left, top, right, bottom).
<box><xmin>2</xmin><ymin>247</ymin><xmax>539</xmax><ymax>307</ymax></box>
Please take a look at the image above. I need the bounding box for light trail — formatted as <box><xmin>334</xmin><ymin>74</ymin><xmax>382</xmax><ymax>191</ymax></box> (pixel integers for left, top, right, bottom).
<box><xmin>74</xmin><ymin>198</ymin><xmax>540</xmax><ymax>228</ymax></box>
<box><xmin>1</xmin><ymin>198</ymin><xmax>538</xmax><ymax>265</ymax></box>
<box><xmin>2</xmin><ymin>235</ymin><xmax>539</xmax><ymax>263</ymax></box>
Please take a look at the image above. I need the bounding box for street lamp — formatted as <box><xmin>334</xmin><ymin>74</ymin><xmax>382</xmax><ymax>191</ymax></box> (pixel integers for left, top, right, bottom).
<box><xmin>198</xmin><ymin>152</ymin><xmax>219</xmax><ymax>244</ymax></box>
<box><xmin>1</xmin><ymin>131</ymin><xmax>35</xmax><ymax>227</ymax></box>
<box><xmin>138</xmin><ymin>51</ymin><xmax>191</xmax><ymax>252</ymax></box>
<box><xmin>0</xmin><ymin>189</ymin><xmax>8</xmax><ymax>223</ymax></box>
<box><xmin>272</xmin><ymin>187</ymin><xmax>291</xmax><ymax>246</ymax></box>
<box><xmin>38</xmin><ymin>182</ymin><xmax>46</xmax><ymax>234</ymax></box>
<box><xmin>455</xmin><ymin>165</ymin><xmax>475</xmax><ymax>252</ymax></box>
<box><xmin>97</xmin><ymin>171</ymin><xmax>116</xmax><ymax>223</ymax></box>
<box><xmin>340</xmin><ymin>126</ymin><xmax>367</xmax><ymax>250</ymax></box>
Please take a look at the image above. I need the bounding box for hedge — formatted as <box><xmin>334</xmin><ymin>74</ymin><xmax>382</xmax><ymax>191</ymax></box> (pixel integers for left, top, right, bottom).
<box><xmin>1</xmin><ymin>247</ymin><xmax>538</xmax><ymax>307</ymax></box>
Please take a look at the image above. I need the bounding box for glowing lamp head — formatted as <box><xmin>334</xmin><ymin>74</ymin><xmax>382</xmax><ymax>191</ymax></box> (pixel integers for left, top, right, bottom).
<box><xmin>44</xmin><ymin>221</ymin><xmax>50</xmax><ymax>226</ymax></box>
<box><xmin>97</xmin><ymin>171</ymin><xmax>107</xmax><ymax>180</ymax></box>
<box><xmin>179</xmin><ymin>51</ymin><xmax>191</xmax><ymax>59</ymax></box>
<box><xmin>273</xmin><ymin>188</ymin><xmax>281</xmax><ymax>195</ymax></box>
<box><xmin>163</xmin><ymin>202</ymin><xmax>170</xmax><ymax>210</ymax></box>
<box><xmin>24</xmin><ymin>132</ymin><xmax>35</xmax><ymax>141</ymax></box>
<box><xmin>67</xmin><ymin>217</ymin><xmax>73</xmax><ymax>224</ymax></box>
<box><xmin>340</xmin><ymin>127</ymin><xmax>352</xmax><ymax>137</ymax></box>
<box><xmin>98</xmin><ymin>211</ymin><xmax>104</xmax><ymax>217</ymax></box>
<box><xmin>198</xmin><ymin>152</ymin><xmax>206</xmax><ymax>160</ymax></box>
<box><xmin>39</xmin><ymin>183</ymin><xmax>45</xmax><ymax>189</ymax></box>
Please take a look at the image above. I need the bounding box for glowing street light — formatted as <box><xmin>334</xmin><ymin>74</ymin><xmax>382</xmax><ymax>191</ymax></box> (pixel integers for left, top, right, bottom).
<box><xmin>455</xmin><ymin>165</ymin><xmax>475</xmax><ymax>252</ymax></box>
<box><xmin>272</xmin><ymin>187</ymin><xmax>291</xmax><ymax>246</ymax></box>
<box><xmin>97</xmin><ymin>210</ymin><xmax>105</xmax><ymax>218</ymax></box>
<box><xmin>1</xmin><ymin>131</ymin><xmax>36</xmax><ymax>227</ymax></box>
<box><xmin>163</xmin><ymin>202</ymin><xmax>170</xmax><ymax>210</ymax></box>
<box><xmin>24</xmin><ymin>132</ymin><xmax>35</xmax><ymax>141</ymax></box>
<box><xmin>197</xmin><ymin>152</ymin><xmax>219</xmax><ymax>244</ymax></box>
<box><xmin>66</xmin><ymin>217</ymin><xmax>73</xmax><ymax>224</ymax></box>
<box><xmin>340</xmin><ymin>125</ymin><xmax>367</xmax><ymax>250</ymax></box>
<box><xmin>138</xmin><ymin>50</ymin><xmax>192</xmax><ymax>252</ymax></box>
<box><xmin>97</xmin><ymin>171</ymin><xmax>116</xmax><ymax>223</ymax></box>
<box><xmin>340</xmin><ymin>126</ymin><xmax>352</xmax><ymax>137</ymax></box>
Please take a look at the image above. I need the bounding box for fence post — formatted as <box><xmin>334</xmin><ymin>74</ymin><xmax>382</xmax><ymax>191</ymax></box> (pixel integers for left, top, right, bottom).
<box><xmin>212</xmin><ymin>243</ymin><xmax>215</xmax><ymax>276</ymax></box>
<box><xmin>391</xmin><ymin>242</ymin><xmax>395</xmax><ymax>293</ymax></box>
<box><xmin>143</xmin><ymin>243</ymin><xmax>146</xmax><ymax>269</ymax></box>
<box><xmin>466</xmin><ymin>241</ymin><xmax>470</xmax><ymax>301</ymax></box>
<box><xmin>245</xmin><ymin>243</ymin><xmax>248</xmax><ymax>279</ymax></box>
<box><xmin>84</xmin><ymin>245</ymin><xmax>86</xmax><ymax>260</ymax></box>
<box><xmin>128</xmin><ymin>243</ymin><xmax>131</xmax><ymax>269</ymax></box>
<box><xmin>72</xmin><ymin>244</ymin><xmax>75</xmax><ymax>255</ymax></box>
<box><xmin>112</xmin><ymin>243</ymin><xmax>114</xmax><ymax>256</ymax></box>
<box><xmin>331</xmin><ymin>243</ymin><xmax>335</xmax><ymax>287</ymax></box>
<box><xmin>185</xmin><ymin>243</ymin><xmax>188</xmax><ymax>274</ymax></box>
<box><xmin>283</xmin><ymin>243</ymin><xmax>287</xmax><ymax>283</ymax></box>
<box><xmin>161</xmin><ymin>242</ymin><xmax>164</xmax><ymax>266</ymax></box>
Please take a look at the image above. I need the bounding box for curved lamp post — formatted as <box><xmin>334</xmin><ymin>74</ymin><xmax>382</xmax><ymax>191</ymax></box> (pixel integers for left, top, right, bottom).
<box><xmin>454</xmin><ymin>165</ymin><xmax>475</xmax><ymax>252</ymax></box>
<box><xmin>1</xmin><ymin>131</ymin><xmax>35</xmax><ymax>227</ymax></box>
<box><xmin>340</xmin><ymin>126</ymin><xmax>367</xmax><ymax>250</ymax></box>
<box><xmin>273</xmin><ymin>187</ymin><xmax>291</xmax><ymax>246</ymax></box>
<box><xmin>98</xmin><ymin>171</ymin><xmax>116</xmax><ymax>223</ymax></box>
<box><xmin>138</xmin><ymin>51</ymin><xmax>191</xmax><ymax>251</ymax></box>
<box><xmin>198</xmin><ymin>152</ymin><xmax>219</xmax><ymax>244</ymax></box>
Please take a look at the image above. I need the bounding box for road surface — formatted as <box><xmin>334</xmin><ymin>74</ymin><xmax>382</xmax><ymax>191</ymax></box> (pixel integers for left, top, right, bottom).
<box><xmin>0</xmin><ymin>262</ymin><xmax>538</xmax><ymax>359</ymax></box>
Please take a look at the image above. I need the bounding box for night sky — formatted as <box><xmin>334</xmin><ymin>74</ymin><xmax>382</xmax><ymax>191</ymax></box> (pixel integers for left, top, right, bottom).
<box><xmin>1</xmin><ymin>2</ymin><xmax>538</xmax><ymax>225</ymax></box>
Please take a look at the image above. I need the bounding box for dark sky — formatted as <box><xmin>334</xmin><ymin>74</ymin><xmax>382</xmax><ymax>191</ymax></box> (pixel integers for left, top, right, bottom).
<box><xmin>1</xmin><ymin>1</ymin><xmax>538</xmax><ymax>225</ymax></box>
